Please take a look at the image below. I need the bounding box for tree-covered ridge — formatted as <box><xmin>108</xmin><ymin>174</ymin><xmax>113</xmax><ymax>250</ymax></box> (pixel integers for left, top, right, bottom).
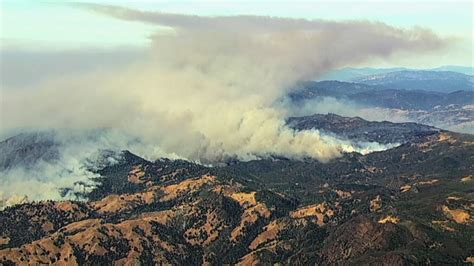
<box><xmin>1</xmin><ymin>128</ymin><xmax>473</xmax><ymax>264</ymax></box>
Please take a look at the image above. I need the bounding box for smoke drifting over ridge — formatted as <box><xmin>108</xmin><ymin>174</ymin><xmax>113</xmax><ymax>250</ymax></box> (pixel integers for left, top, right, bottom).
<box><xmin>1</xmin><ymin>5</ymin><xmax>446</xmax><ymax>164</ymax></box>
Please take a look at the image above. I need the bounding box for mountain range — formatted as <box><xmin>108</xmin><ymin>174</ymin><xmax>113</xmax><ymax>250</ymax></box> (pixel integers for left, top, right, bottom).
<box><xmin>290</xmin><ymin>80</ymin><xmax>473</xmax><ymax>108</ymax></box>
<box><xmin>289</xmin><ymin>69</ymin><xmax>473</xmax><ymax>134</ymax></box>
<box><xmin>319</xmin><ymin>66</ymin><xmax>474</xmax><ymax>81</ymax></box>
<box><xmin>0</xmin><ymin>114</ymin><xmax>473</xmax><ymax>265</ymax></box>
<box><xmin>1</xmin><ymin>67</ymin><xmax>473</xmax><ymax>264</ymax></box>
<box><xmin>352</xmin><ymin>70</ymin><xmax>473</xmax><ymax>93</ymax></box>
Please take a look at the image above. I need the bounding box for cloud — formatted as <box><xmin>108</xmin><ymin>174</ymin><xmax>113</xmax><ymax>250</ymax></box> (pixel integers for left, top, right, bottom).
<box><xmin>1</xmin><ymin>5</ymin><xmax>447</xmax><ymax>164</ymax></box>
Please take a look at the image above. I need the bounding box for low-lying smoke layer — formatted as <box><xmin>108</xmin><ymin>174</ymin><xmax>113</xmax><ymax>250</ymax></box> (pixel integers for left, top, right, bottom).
<box><xmin>1</xmin><ymin>5</ymin><xmax>446</xmax><ymax>164</ymax></box>
<box><xmin>0</xmin><ymin>128</ymin><xmax>397</xmax><ymax>208</ymax></box>
<box><xmin>0</xmin><ymin>130</ymin><xmax>134</xmax><ymax>207</ymax></box>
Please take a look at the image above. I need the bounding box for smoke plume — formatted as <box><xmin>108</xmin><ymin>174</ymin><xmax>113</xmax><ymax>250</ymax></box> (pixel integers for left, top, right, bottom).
<box><xmin>1</xmin><ymin>5</ymin><xmax>447</xmax><ymax>164</ymax></box>
<box><xmin>0</xmin><ymin>5</ymin><xmax>450</xmax><ymax>205</ymax></box>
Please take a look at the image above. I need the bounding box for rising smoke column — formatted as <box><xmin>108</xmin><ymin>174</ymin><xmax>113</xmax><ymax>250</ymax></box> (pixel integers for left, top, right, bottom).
<box><xmin>1</xmin><ymin>4</ymin><xmax>447</xmax><ymax>163</ymax></box>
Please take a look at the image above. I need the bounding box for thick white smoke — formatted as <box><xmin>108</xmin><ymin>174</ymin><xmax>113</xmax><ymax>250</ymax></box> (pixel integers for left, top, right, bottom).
<box><xmin>0</xmin><ymin>5</ymin><xmax>448</xmax><ymax>205</ymax></box>
<box><xmin>1</xmin><ymin>5</ymin><xmax>446</xmax><ymax>162</ymax></box>
<box><xmin>0</xmin><ymin>130</ymin><xmax>134</xmax><ymax>208</ymax></box>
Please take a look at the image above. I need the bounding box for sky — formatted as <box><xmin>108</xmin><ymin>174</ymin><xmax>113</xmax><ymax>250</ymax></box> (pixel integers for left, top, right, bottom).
<box><xmin>0</xmin><ymin>0</ymin><xmax>472</xmax><ymax>68</ymax></box>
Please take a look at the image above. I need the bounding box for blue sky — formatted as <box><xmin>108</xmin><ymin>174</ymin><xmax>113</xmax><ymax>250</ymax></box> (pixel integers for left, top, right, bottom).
<box><xmin>1</xmin><ymin>0</ymin><xmax>472</xmax><ymax>67</ymax></box>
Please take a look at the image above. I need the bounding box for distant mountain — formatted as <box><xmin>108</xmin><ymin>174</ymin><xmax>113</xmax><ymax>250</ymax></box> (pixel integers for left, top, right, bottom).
<box><xmin>0</xmin><ymin>132</ymin><xmax>59</xmax><ymax>171</ymax></box>
<box><xmin>0</xmin><ymin>130</ymin><xmax>110</xmax><ymax>171</ymax></box>
<box><xmin>289</xmin><ymin>80</ymin><xmax>376</xmax><ymax>101</ymax></box>
<box><xmin>351</xmin><ymin>70</ymin><xmax>473</xmax><ymax>93</ymax></box>
<box><xmin>431</xmin><ymin>65</ymin><xmax>474</xmax><ymax>75</ymax></box>
<box><xmin>318</xmin><ymin>67</ymin><xmax>407</xmax><ymax>81</ymax></box>
<box><xmin>318</xmin><ymin>66</ymin><xmax>474</xmax><ymax>81</ymax></box>
<box><xmin>289</xmin><ymin>81</ymin><xmax>474</xmax><ymax>110</ymax></box>
<box><xmin>287</xmin><ymin>113</ymin><xmax>439</xmax><ymax>144</ymax></box>
<box><xmin>287</xmin><ymin>80</ymin><xmax>474</xmax><ymax>133</ymax></box>
<box><xmin>348</xmin><ymin>89</ymin><xmax>474</xmax><ymax>110</ymax></box>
